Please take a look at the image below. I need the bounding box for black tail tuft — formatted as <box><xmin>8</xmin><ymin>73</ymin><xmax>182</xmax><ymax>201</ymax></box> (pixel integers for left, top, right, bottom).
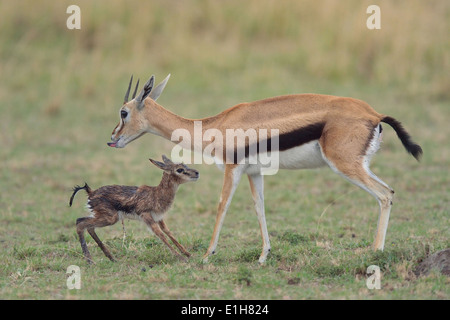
<box><xmin>69</xmin><ymin>182</ymin><xmax>91</xmax><ymax>207</ymax></box>
<box><xmin>381</xmin><ymin>116</ymin><xmax>423</xmax><ymax>161</ymax></box>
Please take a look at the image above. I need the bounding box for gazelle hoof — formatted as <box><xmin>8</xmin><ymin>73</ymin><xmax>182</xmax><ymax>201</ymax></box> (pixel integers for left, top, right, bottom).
<box><xmin>258</xmin><ymin>248</ymin><xmax>270</xmax><ymax>264</ymax></box>
<box><xmin>201</xmin><ymin>252</ymin><xmax>211</xmax><ymax>264</ymax></box>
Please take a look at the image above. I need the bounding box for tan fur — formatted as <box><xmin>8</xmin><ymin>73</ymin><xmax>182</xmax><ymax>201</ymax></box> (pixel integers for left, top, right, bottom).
<box><xmin>112</xmin><ymin>94</ymin><xmax>384</xmax><ymax>151</ymax></box>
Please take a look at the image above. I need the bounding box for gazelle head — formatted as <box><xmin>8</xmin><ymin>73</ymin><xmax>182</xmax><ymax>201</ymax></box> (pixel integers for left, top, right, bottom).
<box><xmin>108</xmin><ymin>74</ymin><xmax>171</xmax><ymax>148</ymax></box>
<box><xmin>149</xmin><ymin>155</ymin><xmax>200</xmax><ymax>184</ymax></box>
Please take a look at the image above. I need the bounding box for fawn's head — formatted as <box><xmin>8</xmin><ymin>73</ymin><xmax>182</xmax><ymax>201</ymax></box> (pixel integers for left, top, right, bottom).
<box><xmin>149</xmin><ymin>155</ymin><xmax>199</xmax><ymax>184</ymax></box>
<box><xmin>108</xmin><ymin>74</ymin><xmax>170</xmax><ymax>148</ymax></box>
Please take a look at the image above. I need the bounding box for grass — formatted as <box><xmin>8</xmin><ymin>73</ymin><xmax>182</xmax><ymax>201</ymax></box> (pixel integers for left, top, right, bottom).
<box><xmin>0</xmin><ymin>0</ymin><xmax>449</xmax><ymax>300</ymax></box>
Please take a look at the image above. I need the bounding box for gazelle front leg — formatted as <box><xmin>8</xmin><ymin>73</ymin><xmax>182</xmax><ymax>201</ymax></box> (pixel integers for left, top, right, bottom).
<box><xmin>202</xmin><ymin>164</ymin><xmax>243</xmax><ymax>263</ymax></box>
<box><xmin>248</xmin><ymin>173</ymin><xmax>271</xmax><ymax>264</ymax></box>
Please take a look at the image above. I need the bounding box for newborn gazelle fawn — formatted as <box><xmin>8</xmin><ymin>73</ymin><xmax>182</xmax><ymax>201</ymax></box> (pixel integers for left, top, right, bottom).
<box><xmin>69</xmin><ymin>155</ymin><xmax>199</xmax><ymax>264</ymax></box>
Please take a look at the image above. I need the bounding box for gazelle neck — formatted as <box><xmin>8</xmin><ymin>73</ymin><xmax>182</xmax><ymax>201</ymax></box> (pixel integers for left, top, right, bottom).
<box><xmin>144</xmin><ymin>102</ymin><xmax>218</xmax><ymax>150</ymax></box>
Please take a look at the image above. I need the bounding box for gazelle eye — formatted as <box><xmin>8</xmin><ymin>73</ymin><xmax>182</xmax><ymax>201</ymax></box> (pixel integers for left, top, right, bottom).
<box><xmin>176</xmin><ymin>168</ymin><xmax>184</xmax><ymax>173</ymax></box>
<box><xmin>121</xmin><ymin>110</ymin><xmax>128</xmax><ymax>118</ymax></box>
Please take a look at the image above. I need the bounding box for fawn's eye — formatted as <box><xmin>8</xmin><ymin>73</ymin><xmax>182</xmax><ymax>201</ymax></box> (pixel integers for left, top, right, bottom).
<box><xmin>176</xmin><ymin>168</ymin><xmax>184</xmax><ymax>173</ymax></box>
<box><xmin>121</xmin><ymin>110</ymin><xmax>128</xmax><ymax>119</ymax></box>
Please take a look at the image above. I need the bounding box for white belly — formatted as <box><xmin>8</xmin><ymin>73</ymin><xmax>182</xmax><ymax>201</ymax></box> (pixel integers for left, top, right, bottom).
<box><xmin>118</xmin><ymin>211</ymin><xmax>142</xmax><ymax>221</ymax></box>
<box><xmin>212</xmin><ymin>140</ymin><xmax>326</xmax><ymax>175</ymax></box>
<box><xmin>277</xmin><ymin>140</ymin><xmax>326</xmax><ymax>170</ymax></box>
<box><xmin>118</xmin><ymin>211</ymin><xmax>165</xmax><ymax>223</ymax></box>
<box><xmin>151</xmin><ymin>212</ymin><xmax>165</xmax><ymax>222</ymax></box>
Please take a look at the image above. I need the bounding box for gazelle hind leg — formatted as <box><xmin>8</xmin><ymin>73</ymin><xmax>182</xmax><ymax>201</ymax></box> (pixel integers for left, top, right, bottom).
<box><xmin>325</xmin><ymin>158</ymin><xmax>394</xmax><ymax>251</ymax></box>
<box><xmin>319</xmin><ymin>123</ymin><xmax>394</xmax><ymax>251</ymax></box>
<box><xmin>366</xmin><ymin>168</ymin><xmax>395</xmax><ymax>251</ymax></box>
<box><xmin>365</xmin><ymin>175</ymin><xmax>394</xmax><ymax>251</ymax></box>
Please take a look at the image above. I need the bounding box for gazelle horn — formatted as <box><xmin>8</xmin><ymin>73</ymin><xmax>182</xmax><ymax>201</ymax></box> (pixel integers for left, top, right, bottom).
<box><xmin>124</xmin><ymin>75</ymin><xmax>133</xmax><ymax>104</ymax></box>
<box><xmin>132</xmin><ymin>78</ymin><xmax>140</xmax><ymax>100</ymax></box>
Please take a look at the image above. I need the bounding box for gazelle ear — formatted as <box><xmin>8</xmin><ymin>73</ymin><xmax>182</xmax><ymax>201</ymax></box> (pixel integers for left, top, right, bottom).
<box><xmin>136</xmin><ymin>75</ymin><xmax>155</xmax><ymax>110</ymax></box>
<box><xmin>149</xmin><ymin>158</ymin><xmax>167</xmax><ymax>171</ymax></box>
<box><xmin>149</xmin><ymin>74</ymin><xmax>170</xmax><ymax>101</ymax></box>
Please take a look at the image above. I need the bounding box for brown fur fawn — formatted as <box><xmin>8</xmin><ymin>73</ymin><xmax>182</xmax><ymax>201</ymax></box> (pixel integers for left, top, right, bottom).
<box><xmin>69</xmin><ymin>155</ymin><xmax>199</xmax><ymax>264</ymax></box>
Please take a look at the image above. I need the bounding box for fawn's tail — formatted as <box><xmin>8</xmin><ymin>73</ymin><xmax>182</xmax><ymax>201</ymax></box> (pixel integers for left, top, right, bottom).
<box><xmin>69</xmin><ymin>183</ymin><xmax>92</xmax><ymax>207</ymax></box>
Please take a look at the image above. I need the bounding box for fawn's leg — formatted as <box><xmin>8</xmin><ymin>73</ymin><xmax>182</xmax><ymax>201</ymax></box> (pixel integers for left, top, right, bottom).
<box><xmin>158</xmin><ymin>220</ymin><xmax>191</xmax><ymax>257</ymax></box>
<box><xmin>76</xmin><ymin>217</ymin><xmax>94</xmax><ymax>264</ymax></box>
<box><xmin>87</xmin><ymin>228</ymin><xmax>116</xmax><ymax>262</ymax></box>
<box><xmin>76</xmin><ymin>213</ymin><xmax>119</xmax><ymax>263</ymax></box>
<box><xmin>141</xmin><ymin>213</ymin><xmax>186</xmax><ymax>260</ymax></box>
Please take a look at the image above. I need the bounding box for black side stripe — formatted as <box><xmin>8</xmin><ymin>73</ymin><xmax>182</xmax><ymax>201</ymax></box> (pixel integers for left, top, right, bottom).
<box><xmin>232</xmin><ymin>122</ymin><xmax>326</xmax><ymax>163</ymax></box>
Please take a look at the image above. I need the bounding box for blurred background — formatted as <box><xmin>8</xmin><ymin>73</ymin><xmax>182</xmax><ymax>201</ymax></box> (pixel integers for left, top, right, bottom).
<box><xmin>1</xmin><ymin>0</ymin><xmax>448</xmax><ymax>145</ymax></box>
<box><xmin>1</xmin><ymin>0</ymin><xmax>449</xmax><ymax>223</ymax></box>
<box><xmin>0</xmin><ymin>0</ymin><xmax>448</xmax><ymax>298</ymax></box>
<box><xmin>1</xmin><ymin>0</ymin><xmax>448</xmax><ymax>149</ymax></box>
<box><xmin>2</xmin><ymin>0</ymin><xmax>448</xmax><ymax>187</ymax></box>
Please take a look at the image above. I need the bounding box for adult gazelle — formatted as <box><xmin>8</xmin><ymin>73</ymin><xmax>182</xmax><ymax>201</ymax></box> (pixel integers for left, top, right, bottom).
<box><xmin>108</xmin><ymin>74</ymin><xmax>422</xmax><ymax>263</ymax></box>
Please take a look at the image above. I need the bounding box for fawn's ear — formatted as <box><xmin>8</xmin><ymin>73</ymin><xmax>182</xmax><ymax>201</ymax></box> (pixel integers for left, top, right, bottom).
<box><xmin>149</xmin><ymin>158</ymin><xmax>167</xmax><ymax>171</ymax></box>
<box><xmin>161</xmin><ymin>154</ymin><xmax>174</xmax><ymax>165</ymax></box>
